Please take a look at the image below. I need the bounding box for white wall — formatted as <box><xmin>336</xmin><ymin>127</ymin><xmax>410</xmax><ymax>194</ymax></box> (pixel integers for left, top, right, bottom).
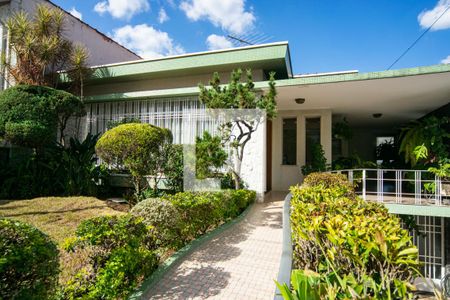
<box><xmin>2</xmin><ymin>0</ymin><xmax>140</xmax><ymax>66</ymax></box>
<box><xmin>239</xmin><ymin>119</ymin><xmax>266</xmax><ymax>200</ymax></box>
<box><xmin>271</xmin><ymin>109</ymin><xmax>332</xmax><ymax>191</ymax></box>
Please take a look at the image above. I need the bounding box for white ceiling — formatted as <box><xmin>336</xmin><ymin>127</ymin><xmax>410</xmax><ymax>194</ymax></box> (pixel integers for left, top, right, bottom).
<box><xmin>276</xmin><ymin>72</ymin><xmax>450</xmax><ymax>128</ymax></box>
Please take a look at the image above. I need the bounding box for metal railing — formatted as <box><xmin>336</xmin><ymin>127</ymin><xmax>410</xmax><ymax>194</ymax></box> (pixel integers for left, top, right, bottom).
<box><xmin>330</xmin><ymin>169</ymin><xmax>450</xmax><ymax>206</ymax></box>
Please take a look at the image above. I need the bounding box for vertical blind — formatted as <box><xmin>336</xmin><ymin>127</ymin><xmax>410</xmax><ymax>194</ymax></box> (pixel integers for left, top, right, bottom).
<box><xmin>83</xmin><ymin>96</ymin><xmax>220</xmax><ymax>144</ymax></box>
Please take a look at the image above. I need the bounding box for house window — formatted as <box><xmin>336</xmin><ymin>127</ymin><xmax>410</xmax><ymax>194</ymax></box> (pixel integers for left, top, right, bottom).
<box><xmin>376</xmin><ymin>136</ymin><xmax>394</xmax><ymax>146</ymax></box>
<box><xmin>282</xmin><ymin>118</ymin><xmax>296</xmax><ymax>165</ymax></box>
<box><xmin>305</xmin><ymin>117</ymin><xmax>321</xmax><ymax>165</ymax></box>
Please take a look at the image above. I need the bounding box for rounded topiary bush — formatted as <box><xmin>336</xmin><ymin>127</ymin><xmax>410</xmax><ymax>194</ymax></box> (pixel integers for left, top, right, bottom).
<box><xmin>0</xmin><ymin>85</ymin><xmax>84</xmax><ymax>148</ymax></box>
<box><xmin>131</xmin><ymin>198</ymin><xmax>185</xmax><ymax>248</ymax></box>
<box><xmin>96</xmin><ymin>123</ymin><xmax>173</xmax><ymax>199</ymax></box>
<box><xmin>0</xmin><ymin>218</ymin><xmax>59</xmax><ymax>300</ymax></box>
<box><xmin>95</xmin><ymin>123</ymin><xmax>172</xmax><ymax>168</ymax></box>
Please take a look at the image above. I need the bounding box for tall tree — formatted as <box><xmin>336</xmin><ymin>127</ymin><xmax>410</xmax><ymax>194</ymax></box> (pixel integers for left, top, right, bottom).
<box><xmin>199</xmin><ymin>69</ymin><xmax>277</xmax><ymax>189</ymax></box>
<box><xmin>2</xmin><ymin>4</ymin><xmax>89</xmax><ymax>92</ymax></box>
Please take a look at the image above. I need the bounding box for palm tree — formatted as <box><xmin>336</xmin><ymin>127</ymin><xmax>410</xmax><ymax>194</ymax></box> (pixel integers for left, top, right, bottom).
<box><xmin>2</xmin><ymin>4</ymin><xmax>89</xmax><ymax>91</ymax></box>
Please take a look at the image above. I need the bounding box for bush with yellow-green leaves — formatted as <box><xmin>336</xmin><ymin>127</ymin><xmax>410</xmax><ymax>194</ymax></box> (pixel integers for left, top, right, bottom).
<box><xmin>277</xmin><ymin>173</ymin><xmax>420</xmax><ymax>300</ymax></box>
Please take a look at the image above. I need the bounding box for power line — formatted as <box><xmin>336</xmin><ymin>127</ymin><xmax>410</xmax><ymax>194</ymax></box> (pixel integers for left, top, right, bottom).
<box><xmin>387</xmin><ymin>4</ymin><xmax>450</xmax><ymax>70</ymax></box>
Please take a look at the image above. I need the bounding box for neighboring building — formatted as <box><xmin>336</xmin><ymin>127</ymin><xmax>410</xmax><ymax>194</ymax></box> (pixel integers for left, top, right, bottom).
<box><xmin>0</xmin><ymin>0</ymin><xmax>141</xmax><ymax>89</ymax></box>
<box><xmin>68</xmin><ymin>42</ymin><xmax>450</xmax><ymax>288</ymax></box>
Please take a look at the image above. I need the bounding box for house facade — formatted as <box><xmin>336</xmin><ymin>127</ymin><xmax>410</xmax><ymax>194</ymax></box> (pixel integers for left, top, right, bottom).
<box><xmin>72</xmin><ymin>42</ymin><xmax>450</xmax><ymax>287</ymax></box>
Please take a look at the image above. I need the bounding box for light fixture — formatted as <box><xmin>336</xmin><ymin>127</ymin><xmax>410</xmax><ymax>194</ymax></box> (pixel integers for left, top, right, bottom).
<box><xmin>373</xmin><ymin>113</ymin><xmax>383</xmax><ymax>119</ymax></box>
<box><xmin>295</xmin><ymin>98</ymin><xmax>305</xmax><ymax>104</ymax></box>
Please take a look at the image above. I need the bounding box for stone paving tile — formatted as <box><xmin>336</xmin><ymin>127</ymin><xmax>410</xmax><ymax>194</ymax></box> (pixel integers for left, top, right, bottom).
<box><xmin>145</xmin><ymin>192</ymin><xmax>286</xmax><ymax>300</ymax></box>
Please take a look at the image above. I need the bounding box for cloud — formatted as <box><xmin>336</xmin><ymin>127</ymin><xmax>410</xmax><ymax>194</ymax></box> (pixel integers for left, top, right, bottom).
<box><xmin>110</xmin><ymin>24</ymin><xmax>184</xmax><ymax>59</ymax></box>
<box><xmin>441</xmin><ymin>55</ymin><xmax>450</xmax><ymax>64</ymax></box>
<box><xmin>418</xmin><ymin>0</ymin><xmax>450</xmax><ymax>31</ymax></box>
<box><xmin>158</xmin><ymin>8</ymin><xmax>169</xmax><ymax>23</ymax></box>
<box><xmin>180</xmin><ymin>0</ymin><xmax>255</xmax><ymax>34</ymax></box>
<box><xmin>94</xmin><ymin>0</ymin><xmax>150</xmax><ymax>20</ymax></box>
<box><xmin>69</xmin><ymin>7</ymin><xmax>82</xmax><ymax>20</ymax></box>
<box><xmin>206</xmin><ymin>34</ymin><xmax>234</xmax><ymax>50</ymax></box>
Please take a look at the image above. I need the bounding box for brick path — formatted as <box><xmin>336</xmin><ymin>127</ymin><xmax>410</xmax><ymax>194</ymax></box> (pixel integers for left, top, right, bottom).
<box><xmin>145</xmin><ymin>192</ymin><xmax>286</xmax><ymax>300</ymax></box>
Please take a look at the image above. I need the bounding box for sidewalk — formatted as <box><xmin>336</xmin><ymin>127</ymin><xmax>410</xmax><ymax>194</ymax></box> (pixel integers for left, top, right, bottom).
<box><xmin>145</xmin><ymin>191</ymin><xmax>286</xmax><ymax>300</ymax></box>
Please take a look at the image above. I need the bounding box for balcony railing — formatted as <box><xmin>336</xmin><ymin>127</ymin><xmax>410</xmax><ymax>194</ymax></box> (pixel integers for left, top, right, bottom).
<box><xmin>330</xmin><ymin>169</ymin><xmax>450</xmax><ymax>206</ymax></box>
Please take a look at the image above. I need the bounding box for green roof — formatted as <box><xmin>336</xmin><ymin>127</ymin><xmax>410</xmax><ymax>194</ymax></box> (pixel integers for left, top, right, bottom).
<box><xmin>275</xmin><ymin>63</ymin><xmax>450</xmax><ymax>87</ymax></box>
<box><xmin>84</xmin><ymin>63</ymin><xmax>450</xmax><ymax>103</ymax></box>
<box><xmin>61</xmin><ymin>42</ymin><xmax>292</xmax><ymax>84</ymax></box>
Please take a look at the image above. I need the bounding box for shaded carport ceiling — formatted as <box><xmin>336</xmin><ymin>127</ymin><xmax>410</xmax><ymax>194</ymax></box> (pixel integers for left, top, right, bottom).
<box><xmin>275</xmin><ymin>66</ymin><xmax>450</xmax><ymax>128</ymax></box>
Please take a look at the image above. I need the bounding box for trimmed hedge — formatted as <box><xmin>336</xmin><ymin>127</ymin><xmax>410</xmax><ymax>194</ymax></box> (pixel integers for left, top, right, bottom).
<box><xmin>288</xmin><ymin>173</ymin><xmax>420</xmax><ymax>299</ymax></box>
<box><xmin>131</xmin><ymin>189</ymin><xmax>256</xmax><ymax>249</ymax></box>
<box><xmin>0</xmin><ymin>219</ymin><xmax>59</xmax><ymax>300</ymax></box>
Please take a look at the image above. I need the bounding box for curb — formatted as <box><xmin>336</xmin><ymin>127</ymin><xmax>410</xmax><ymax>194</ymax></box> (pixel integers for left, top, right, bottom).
<box><xmin>128</xmin><ymin>203</ymin><xmax>255</xmax><ymax>300</ymax></box>
<box><xmin>274</xmin><ymin>193</ymin><xmax>292</xmax><ymax>300</ymax></box>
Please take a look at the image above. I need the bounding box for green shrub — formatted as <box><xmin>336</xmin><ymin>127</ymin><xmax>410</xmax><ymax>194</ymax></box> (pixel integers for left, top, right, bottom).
<box><xmin>132</xmin><ymin>190</ymin><xmax>255</xmax><ymax>250</ymax></box>
<box><xmin>288</xmin><ymin>174</ymin><xmax>420</xmax><ymax>299</ymax></box>
<box><xmin>168</xmin><ymin>191</ymin><xmax>221</xmax><ymax>238</ymax></box>
<box><xmin>0</xmin><ymin>218</ymin><xmax>59</xmax><ymax>300</ymax></box>
<box><xmin>163</xmin><ymin>133</ymin><xmax>228</xmax><ymax>194</ymax></box>
<box><xmin>195</xmin><ymin>131</ymin><xmax>227</xmax><ymax>179</ymax></box>
<box><xmin>0</xmin><ymin>134</ymin><xmax>107</xmax><ymax>199</ymax></box>
<box><xmin>164</xmin><ymin>144</ymin><xmax>184</xmax><ymax>193</ymax></box>
<box><xmin>61</xmin><ymin>215</ymin><xmax>158</xmax><ymax>300</ymax></box>
<box><xmin>0</xmin><ymin>85</ymin><xmax>85</xmax><ymax>148</ymax></box>
<box><xmin>96</xmin><ymin>123</ymin><xmax>172</xmax><ymax>201</ymax></box>
<box><xmin>131</xmin><ymin>198</ymin><xmax>184</xmax><ymax>248</ymax></box>
<box><xmin>302</xmin><ymin>172</ymin><xmax>356</xmax><ymax>198</ymax></box>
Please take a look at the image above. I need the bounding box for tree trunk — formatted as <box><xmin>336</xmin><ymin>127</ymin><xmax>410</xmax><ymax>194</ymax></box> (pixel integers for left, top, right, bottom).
<box><xmin>233</xmin><ymin>151</ymin><xmax>242</xmax><ymax>190</ymax></box>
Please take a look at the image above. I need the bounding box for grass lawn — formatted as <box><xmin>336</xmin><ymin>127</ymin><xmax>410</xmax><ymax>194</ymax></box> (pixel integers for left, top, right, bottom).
<box><xmin>0</xmin><ymin>196</ymin><xmax>126</xmax><ymax>246</ymax></box>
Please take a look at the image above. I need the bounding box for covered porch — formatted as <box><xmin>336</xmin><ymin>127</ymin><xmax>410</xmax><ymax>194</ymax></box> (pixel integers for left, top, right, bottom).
<box><xmin>269</xmin><ymin>64</ymin><xmax>450</xmax><ymax>191</ymax></box>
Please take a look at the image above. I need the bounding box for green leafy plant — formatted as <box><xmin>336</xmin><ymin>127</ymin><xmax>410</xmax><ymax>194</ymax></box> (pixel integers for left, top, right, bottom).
<box><xmin>287</xmin><ymin>173</ymin><xmax>420</xmax><ymax>299</ymax></box>
<box><xmin>332</xmin><ymin>153</ymin><xmax>377</xmax><ymax>170</ymax></box>
<box><xmin>159</xmin><ymin>133</ymin><xmax>228</xmax><ymax>194</ymax></box>
<box><xmin>276</xmin><ymin>269</ymin><xmax>325</xmax><ymax>300</ymax></box>
<box><xmin>59</xmin><ymin>133</ymin><xmax>108</xmax><ymax>196</ymax></box>
<box><xmin>428</xmin><ymin>162</ymin><xmax>450</xmax><ymax>179</ymax></box>
<box><xmin>0</xmin><ymin>219</ymin><xmax>59</xmax><ymax>300</ymax></box>
<box><xmin>199</xmin><ymin>69</ymin><xmax>277</xmax><ymax>189</ymax></box>
<box><xmin>399</xmin><ymin>116</ymin><xmax>449</xmax><ymax>166</ymax></box>
<box><xmin>301</xmin><ymin>143</ymin><xmax>327</xmax><ymax>176</ymax></box>
<box><xmin>61</xmin><ymin>215</ymin><xmax>158</xmax><ymax>300</ymax></box>
<box><xmin>195</xmin><ymin>131</ymin><xmax>228</xmax><ymax>179</ymax></box>
<box><xmin>332</xmin><ymin>118</ymin><xmax>353</xmax><ymax>140</ymax></box>
<box><xmin>95</xmin><ymin>123</ymin><xmax>172</xmax><ymax>202</ymax></box>
<box><xmin>164</xmin><ymin>144</ymin><xmax>184</xmax><ymax>193</ymax></box>
<box><xmin>0</xmin><ymin>134</ymin><xmax>107</xmax><ymax>199</ymax></box>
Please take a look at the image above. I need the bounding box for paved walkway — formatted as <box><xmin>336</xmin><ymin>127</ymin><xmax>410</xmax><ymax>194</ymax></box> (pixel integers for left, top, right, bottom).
<box><xmin>145</xmin><ymin>192</ymin><xmax>286</xmax><ymax>300</ymax></box>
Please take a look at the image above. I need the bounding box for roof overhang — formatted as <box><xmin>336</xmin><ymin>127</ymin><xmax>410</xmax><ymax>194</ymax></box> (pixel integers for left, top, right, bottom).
<box><xmin>84</xmin><ymin>64</ymin><xmax>450</xmax><ymax>129</ymax></box>
<box><xmin>61</xmin><ymin>42</ymin><xmax>292</xmax><ymax>84</ymax></box>
<box><xmin>275</xmin><ymin>64</ymin><xmax>450</xmax><ymax>127</ymax></box>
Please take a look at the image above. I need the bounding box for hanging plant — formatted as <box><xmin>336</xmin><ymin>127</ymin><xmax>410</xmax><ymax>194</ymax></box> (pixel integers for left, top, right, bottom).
<box><xmin>332</xmin><ymin>118</ymin><xmax>353</xmax><ymax>140</ymax></box>
<box><xmin>399</xmin><ymin>116</ymin><xmax>449</xmax><ymax>166</ymax></box>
